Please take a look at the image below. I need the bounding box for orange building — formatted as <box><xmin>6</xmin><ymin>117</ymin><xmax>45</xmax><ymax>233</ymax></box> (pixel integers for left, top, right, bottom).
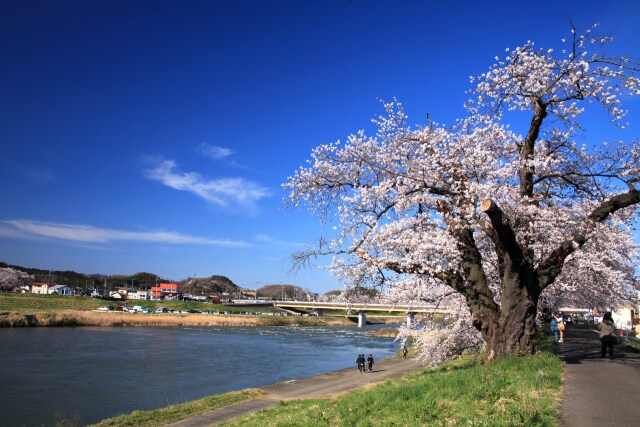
<box><xmin>150</xmin><ymin>283</ymin><xmax>180</xmax><ymax>300</ymax></box>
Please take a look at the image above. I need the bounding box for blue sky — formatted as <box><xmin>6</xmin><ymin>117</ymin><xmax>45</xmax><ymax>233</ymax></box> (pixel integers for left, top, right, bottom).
<box><xmin>1</xmin><ymin>0</ymin><xmax>639</xmax><ymax>293</ymax></box>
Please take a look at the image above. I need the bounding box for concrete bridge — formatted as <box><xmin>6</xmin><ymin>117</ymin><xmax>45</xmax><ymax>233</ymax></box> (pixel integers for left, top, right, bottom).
<box><xmin>272</xmin><ymin>300</ymin><xmax>448</xmax><ymax>327</ymax></box>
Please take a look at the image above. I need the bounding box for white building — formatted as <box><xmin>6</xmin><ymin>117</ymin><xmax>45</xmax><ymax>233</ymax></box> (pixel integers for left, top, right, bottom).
<box><xmin>48</xmin><ymin>285</ymin><xmax>75</xmax><ymax>296</ymax></box>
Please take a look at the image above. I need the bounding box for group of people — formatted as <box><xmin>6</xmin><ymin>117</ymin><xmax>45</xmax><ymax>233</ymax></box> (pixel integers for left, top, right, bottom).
<box><xmin>356</xmin><ymin>354</ymin><xmax>374</xmax><ymax>373</ymax></box>
<box><xmin>550</xmin><ymin>310</ymin><xmax>621</xmax><ymax>359</ymax></box>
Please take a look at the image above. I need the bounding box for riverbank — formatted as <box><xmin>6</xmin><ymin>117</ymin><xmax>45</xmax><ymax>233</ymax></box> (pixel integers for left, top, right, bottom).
<box><xmin>90</xmin><ymin>356</ymin><xmax>426</xmax><ymax>427</ymax></box>
<box><xmin>0</xmin><ymin>294</ymin><xmax>405</xmax><ymax>327</ymax></box>
<box><xmin>0</xmin><ymin>310</ymin><xmax>405</xmax><ymax>328</ymax></box>
<box><xmin>89</xmin><ymin>351</ymin><xmax>564</xmax><ymax>427</ymax></box>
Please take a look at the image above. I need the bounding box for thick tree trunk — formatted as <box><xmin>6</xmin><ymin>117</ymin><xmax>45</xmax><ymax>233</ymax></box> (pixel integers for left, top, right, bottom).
<box><xmin>488</xmin><ymin>283</ymin><xmax>538</xmax><ymax>359</ymax></box>
<box><xmin>469</xmin><ymin>270</ymin><xmax>539</xmax><ymax>360</ymax></box>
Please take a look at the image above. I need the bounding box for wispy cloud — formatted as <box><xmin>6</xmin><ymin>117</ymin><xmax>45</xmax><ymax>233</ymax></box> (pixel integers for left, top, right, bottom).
<box><xmin>195</xmin><ymin>143</ymin><xmax>234</xmax><ymax>160</ymax></box>
<box><xmin>0</xmin><ymin>156</ymin><xmax>55</xmax><ymax>184</ymax></box>
<box><xmin>1</xmin><ymin>220</ymin><xmax>248</xmax><ymax>247</ymax></box>
<box><xmin>255</xmin><ymin>234</ymin><xmax>306</xmax><ymax>249</ymax></box>
<box><xmin>143</xmin><ymin>159</ymin><xmax>271</xmax><ymax>211</ymax></box>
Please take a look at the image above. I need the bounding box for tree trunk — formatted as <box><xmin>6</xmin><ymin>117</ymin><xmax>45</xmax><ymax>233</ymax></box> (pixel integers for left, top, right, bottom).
<box><xmin>472</xmin><ymin>273</ymin><xmax>539</xmax><ymax>360</ymax></box>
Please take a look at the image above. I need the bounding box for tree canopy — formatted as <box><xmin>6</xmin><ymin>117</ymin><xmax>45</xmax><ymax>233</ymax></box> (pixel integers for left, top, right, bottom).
<box><xmin>286</xmin><ymin>24</ymin><xmax>640</xmax><ymax>363</ymax></box>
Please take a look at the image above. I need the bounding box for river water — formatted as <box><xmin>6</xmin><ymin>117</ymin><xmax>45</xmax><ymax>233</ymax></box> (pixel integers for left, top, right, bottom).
<box><xmin>0</xmin><ymin>325</ymin><xmax>398</xmax><ymax>426</ymax></box>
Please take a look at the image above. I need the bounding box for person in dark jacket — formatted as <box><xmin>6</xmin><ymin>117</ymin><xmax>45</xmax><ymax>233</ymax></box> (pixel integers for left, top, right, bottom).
<box><xmin>367</xmin><ymin>354</ymin><xmax>374</xmax><ymax>372</ymax></box>
<box><xmin>599</xmin><ymin>312</ymin><xmax>617</xmax><ymax>359</ymax></box>
<box><xmin>356</xmin><ymin>354</ymin><xmax>366</xmax><ymax>373</ymax></box>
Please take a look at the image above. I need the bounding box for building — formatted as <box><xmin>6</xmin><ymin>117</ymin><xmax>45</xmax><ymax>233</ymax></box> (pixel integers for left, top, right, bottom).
<box><xmin>11</xmin><ymin>285</ymin><xmax>30</xmax><ymax>293</ymax></box>
<box><xmin>48</xmin><ymin>285</ymin><xmax>75</xmax><ymax>296</ymax></box>
<box><xmin>31</xmin><ymin>282</ymin><xmax>51</xmax><ymax>294</ymax></box>
<box><xmin>134</xmin><ymin>290</ymin><xmax>148</xmax><ymax>300</ymax></box>
<box><xmin>150</xmin><ymin>283</ymin><xmax>180</xmax><ymax>300</ymax></box>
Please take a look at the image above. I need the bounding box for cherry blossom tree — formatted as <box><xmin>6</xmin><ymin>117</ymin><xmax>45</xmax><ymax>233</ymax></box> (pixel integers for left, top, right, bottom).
<box><xmin>0</xmin><ymin>267</ymin><xmax>34</xmax><ymax>291</ymax></box>
<box><xmin>285</xmin><ymin>24</ymin><xmax>640</xmax><ymax>361</ymax></box>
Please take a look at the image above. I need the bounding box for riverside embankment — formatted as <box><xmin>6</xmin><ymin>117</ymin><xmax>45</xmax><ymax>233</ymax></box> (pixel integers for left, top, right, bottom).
<box><xmin>0</xmin><ymin>294</ymin><xmax>405</xmax><ymax>327</ymax></box>
<box><xmin>0</xmin><ymin>310</ymin><xmax>407</xmax><ymax>328</ymax></box>
<box><xmin>0</xmin><ymin>310</ymin><xmax>359</xmax><ymax>327</ymax></box>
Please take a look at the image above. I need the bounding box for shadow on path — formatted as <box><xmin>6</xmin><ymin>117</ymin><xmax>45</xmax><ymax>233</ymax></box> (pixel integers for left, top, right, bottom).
<box><xmin>558</xmin><ymin>323</ymin><xmax>640</xmax><ymax>427</ymax></box>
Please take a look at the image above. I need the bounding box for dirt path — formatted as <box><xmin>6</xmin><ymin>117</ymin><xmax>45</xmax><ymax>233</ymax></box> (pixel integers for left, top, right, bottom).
<box><xmin>164</xmin><ymin>356</ymin><xmax>422</xmax><ymax>427</ymax></box>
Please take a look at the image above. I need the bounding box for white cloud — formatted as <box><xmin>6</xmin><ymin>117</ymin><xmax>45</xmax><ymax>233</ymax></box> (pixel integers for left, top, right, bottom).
<box><xmin>255</xmin><ymin>233</ymin><xmax>306</xmax><ymax>248</ymax></box>
<box><xmin>144</xmin><ymin>159</ymin><xmax>271</xmax><ymax>211</ymax></box>
<box><xmin>1</xmin><ymin>220</ymin><xmax>247</xmax><ymax>247</ymax></box>
<box><xmin>195</xmin><ymin>143</ymin><xmax>234</xmax><ymax>160</ymax></box>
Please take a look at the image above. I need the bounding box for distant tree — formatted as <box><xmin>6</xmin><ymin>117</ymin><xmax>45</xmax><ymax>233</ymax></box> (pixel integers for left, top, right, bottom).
<box><xmin>0</xmin><ymin>267</ymin><xmax>34</xmax><ymax>291</ymax></box>
<box><xmin>286</xmin><ymin>24</ymin><xmax>640</xmax><ymax>363</ymax></box>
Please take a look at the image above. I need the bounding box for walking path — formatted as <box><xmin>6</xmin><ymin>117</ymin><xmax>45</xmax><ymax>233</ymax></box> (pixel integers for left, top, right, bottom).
<box><xmin>558</xmin><ymin>323</ymin><xmax>640</xmax><ymax>427</ymax></box>
<box><xmin>163</xmin><ymin>356</ymin><xmax>422</xmax><ymax>427</ymax></box>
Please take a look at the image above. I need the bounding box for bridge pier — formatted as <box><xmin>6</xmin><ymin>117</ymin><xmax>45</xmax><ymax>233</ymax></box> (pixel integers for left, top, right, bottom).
<box><xmin>406</xmin><ymin>312</ymin><xmax>415</xmax><ymax>327</ymax></box>
<box><xmin>358</xmin><ymin>311</ymin><xmax>367</xmax><ymax>328</ymax></box>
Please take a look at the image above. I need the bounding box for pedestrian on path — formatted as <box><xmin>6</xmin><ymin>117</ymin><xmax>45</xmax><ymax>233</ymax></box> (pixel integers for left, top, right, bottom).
<box><xmin>402</xmin><ymin>344</ymin><xmax>408</xmax><ymax>359</ymax></box>
<box><xmin>356</xmin><ymin>354</ymin><xmax>366</xmax><ymax>373</ymax></box>
<box><xmin>550</xmin><ymin>312</ymin><xmax>560</xmax><ymax>342</ymax></box>
<box><xmin>599</xmin><ymin>312</ymin><xmax>617</xmax><ymax>359</ymax></box>
<box><xmin>367</xmin><ymin>354</ymin><xmax>374</xmax><ymax>372</ymax></box>
<box><xmin>558</xmin><ymin>313</ymin><xmax>565</xmax><ymax>343</ymax></box>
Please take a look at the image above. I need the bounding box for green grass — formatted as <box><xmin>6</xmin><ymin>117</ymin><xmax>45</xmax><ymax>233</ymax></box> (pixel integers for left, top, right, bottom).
<box><xmin>0</xmin><ymin>293</ymin><xmax>106</xmax><ymax>311</ymax></box>
<box><xmin>220</xmin><ymin>353</ymin><xmax>563</xmax><ymax>427</ymax></box>
<box><xmin>624</xmin><ymin>339</ymin><xmax>640</xmax><ymax>350</ymax></box>
<box><xmin>0</xmin><ymin>293</ymin><xmax>275</xmax><ymax>314</ymax></box>
<box><xmin>87</xmin><ymin>389</ymin><xmax>266</xmax><ymax>427</ymax></box>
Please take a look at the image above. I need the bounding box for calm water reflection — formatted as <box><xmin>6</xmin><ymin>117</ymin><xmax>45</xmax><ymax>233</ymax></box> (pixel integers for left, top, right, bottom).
<box><xmin>0</xmin><ymin>325</ymin><xmax>398</xmax><ymax>426</ymax></box>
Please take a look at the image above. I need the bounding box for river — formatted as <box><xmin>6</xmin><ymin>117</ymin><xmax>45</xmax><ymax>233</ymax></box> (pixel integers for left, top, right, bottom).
<box><xmin>0</xmin><ymin>325</ymin><xmax>399</xmax><ymax>426</ymax></box>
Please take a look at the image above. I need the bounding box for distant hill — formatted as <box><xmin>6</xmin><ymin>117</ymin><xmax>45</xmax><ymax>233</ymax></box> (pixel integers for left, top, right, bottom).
<box><xmin>257</xmin><ymin>284</ymin><xmax>313</xmax><ymax>300</ymax></box>
<box><xmin>0</xmin><ymin>263</ymin><xmax>169</xmax><ymax>291</ymax></box>
<box><xmin>179</xmin><ymin>275</ymin><xmax>240</xmax><ymax>295</ymax></box>
<box><xmin>0</xmin><ymin>263</ymin><xmax>328</xmax><ymax>297</ymax></box>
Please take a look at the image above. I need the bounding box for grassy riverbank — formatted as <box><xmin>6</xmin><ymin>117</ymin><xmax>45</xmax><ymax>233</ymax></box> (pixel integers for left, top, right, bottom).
<box><xmin>0</xmin><ymin>293</ymin><xmax>268</xmax><ymax>313</ymax></box>
<box><xmin>89</xmin><ymin>389</ymin><xmax>266</xmax><ymax>427</ymax></box>
<box><xmin>90</xmin><ymin>351</ymin><xmax>563</xmax><ymax>427</ymax></box>
<box><xmin>0</xmin><ymin>294</ymin><xmax>405</xmax><ymax>327</ymax></box>
<box><xmin>225</xmin><ymin>353</ymin><xmax>563</xmax><ymax>427</ymax></box>
<box><xmin>0</xmin><ymin>310</ymin><xmax>357</xmax><ymax>327</ymax></box>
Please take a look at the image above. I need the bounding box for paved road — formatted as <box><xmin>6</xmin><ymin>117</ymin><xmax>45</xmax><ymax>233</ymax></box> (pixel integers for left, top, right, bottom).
<box><xmin>558</xmin><ymin>323</ymin><xmax>640</xmax><ymax>427</ymax></box>
<box><xmin>164</xmin><ymin>356</ymin><xmax>422</xmax><ymax>427</ymax></box>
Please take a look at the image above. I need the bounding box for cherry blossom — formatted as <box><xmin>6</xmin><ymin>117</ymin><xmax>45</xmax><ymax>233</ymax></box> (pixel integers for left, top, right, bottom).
<box><xmin>285</xmin><ymin>25</ymin><xmax>639</xmax><ymax>363</ymax></box>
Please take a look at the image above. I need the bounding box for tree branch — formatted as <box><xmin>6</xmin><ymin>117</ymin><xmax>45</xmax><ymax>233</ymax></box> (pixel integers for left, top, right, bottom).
<box><xmin>537</xmin><ymin>189</ymin><xmax>640</xmax><ymax>288</ymax></box>
<box><xmin>520</xmin><ymin>98</ymin><xmax>547</xmax><ymax>198</ymax></box>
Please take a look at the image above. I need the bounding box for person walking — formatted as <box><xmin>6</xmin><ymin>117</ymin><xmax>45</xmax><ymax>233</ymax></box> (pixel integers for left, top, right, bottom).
<box><xmin>549</xmin><ymin>312</ymin><xmax>560</xmax><ymax>342</ymax></box>
<box><xmin>367</xmin><ymin>354</ymin><xmax>374</xmax><ymax>372</ymax></box>
<box><xmin>356</xmin><ymin>354</ymin><xmax>366</xmax><ymax>373</ymax></box>
<box><xmin>402</xmin><ymin>344</ymin><xmax>408</xmax><ymax>359</ymax></box>
<box><xmin>599</xmin><ymin>312</ymin><xmax>617</xmax><ymax>359</ymax></box>
<box><xmin>558</xmin><ymin>313</ymin><xmax>565</xmax><ymax>343</ymax></box>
